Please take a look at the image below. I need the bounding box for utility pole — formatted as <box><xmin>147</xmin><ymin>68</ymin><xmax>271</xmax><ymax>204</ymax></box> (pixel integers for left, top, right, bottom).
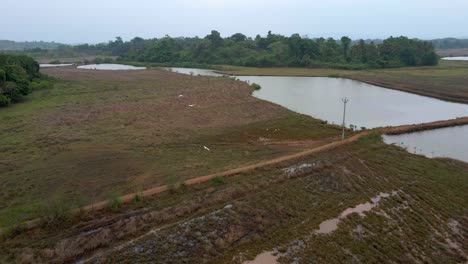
<box><xmin>341</xmin><ymin>97</ymin><xmax>349</xmax><ymax>140</ymax></box>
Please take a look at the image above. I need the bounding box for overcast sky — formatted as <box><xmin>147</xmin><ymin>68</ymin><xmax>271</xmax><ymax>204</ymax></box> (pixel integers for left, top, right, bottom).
<box><xmin>2</xmin><ymin>0</ymin><xmax>468</xmax><ymax>43</ymax></box>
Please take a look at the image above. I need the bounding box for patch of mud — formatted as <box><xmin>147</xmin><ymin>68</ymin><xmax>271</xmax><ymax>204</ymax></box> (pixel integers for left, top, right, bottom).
<box><xmin>315</xmin><ymin>191</ymin><xmax>395</xmax><ymax>234</ymax></box>
<box><xmin>282</xmin><ymin>163</ymin><xmax>316</xmax><ymax>177</ymax></box>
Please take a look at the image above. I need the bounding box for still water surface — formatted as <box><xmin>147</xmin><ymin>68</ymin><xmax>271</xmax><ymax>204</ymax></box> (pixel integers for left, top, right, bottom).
<box><xmin>78</xmin><ymin>64</ymin><xmax>146</xmax><ymax>70</ymax></box>
<box><xmin>168</xmin><ymin>67</ymin><xmax>468</xmax><ymax>129</ymax></box>
<box><xmin>441</xmin><ymin>57</ymin><xmax>468</xmax><ymax>61</ymax></box>
<box><xmin>383</xmin><ymin>125</ymin><xmax>468</xmax><ymax>162</ymax></box>
<box><xmin>40</xmin><ymin>63</ymin><xmax>73</xmax><ymax>67</ymax></box>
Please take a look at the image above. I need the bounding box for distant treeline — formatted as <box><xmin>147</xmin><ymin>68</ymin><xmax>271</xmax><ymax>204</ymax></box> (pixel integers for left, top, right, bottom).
<box><xmin>0</xmin><ymin>54</ymin><xmax>52</xmax><ymax>107</ymax></box>
<box><xmin>66</xmin><ymin>31</ymin><xmax>437</xmax><ymax>69</ymax></box>
<box><xmin>0</xmin><ymin>40</ymin><xmax>65</xmax><ymax>51</ymax></box>
<box><xmin>431</xmin><ymin>38</ymin><xmax>468</xmax><ymax>50</ymax></box>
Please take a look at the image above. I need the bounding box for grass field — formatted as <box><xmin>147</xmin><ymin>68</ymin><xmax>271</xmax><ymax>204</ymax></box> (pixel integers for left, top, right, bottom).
<box><xmin>1</xmin><ymin>63</ymin><xmax>467</xmax><ymax>263</ymax></box>
<box><xmin>218</xmin><ymin>60</ymin><xmax>468</xmax><ymax>104</ymax></box>
<box><xmin>0</xmin><ymin>67</ymin><xmax>341</xmax><ymax>228</ymax></box>
<box><xmin>2</xmin><ymin>134</ymin><xmax>466</xmax><ymax>263</ymax></box>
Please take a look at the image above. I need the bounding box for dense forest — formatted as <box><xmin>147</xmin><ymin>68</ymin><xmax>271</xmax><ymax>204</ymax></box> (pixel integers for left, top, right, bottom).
<box><xmin>0</xmin><ymin>54</ymin><xmax>52</xmax><ymax>107</ymax></box>
<box><xmin>66</xmin><ymin>32</ymin><xmax>438</xmax><ymax>69</ymax></box>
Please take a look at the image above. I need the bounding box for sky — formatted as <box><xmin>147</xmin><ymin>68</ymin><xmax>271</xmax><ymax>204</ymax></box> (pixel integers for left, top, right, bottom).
<box><xmin>2</xmin><ymin>0</ymin><xmax>468</xmax><ymax>44</ymax></box>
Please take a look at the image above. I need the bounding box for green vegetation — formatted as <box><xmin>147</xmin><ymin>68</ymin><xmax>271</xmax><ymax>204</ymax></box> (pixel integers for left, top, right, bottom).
<box><xmin>211</xmin><ymin>176</ymin><xmax>226</xmax><ymax>185</ymax></box>
<box><xmin>42</xmin><ymin>32</ymin><xmax>438</xmax><ymax>69</ymax></box>
<box><xmin>0</xmin><ymin>40</ymin><xmax>65</xmax><ymax>51</ymax></box>
<box><xmin>107</xmin><ymin>194</ymin><xmax>123</xmax><ymax>211</ymax></box>
<box><xmin>0</xmin><ymin>54</ymin><xmax>52</xmax><ymax>107</ymax></box>
<box><xmin>251</xmin><ymin>83</ymin><xmax>261</xmax><ymax>90</ymax></box>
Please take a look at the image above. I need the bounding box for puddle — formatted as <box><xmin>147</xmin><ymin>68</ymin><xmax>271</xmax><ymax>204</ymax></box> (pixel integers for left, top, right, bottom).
<box><xmin>315</xmin><ymin>192</ymin><xmax>393</xmax><ymax>234</ymax></box>
<box><xmin>243</xmin><ymin>251</ymin><xmax>280</xmax><ymax>264</ymax></box>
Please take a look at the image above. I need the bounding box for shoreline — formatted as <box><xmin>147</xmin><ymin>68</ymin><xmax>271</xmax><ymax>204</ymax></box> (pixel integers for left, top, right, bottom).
<box><xmin>213</xmin><ymin>70</ymin><xmax>468</xmax><ymax>105</ymax></box>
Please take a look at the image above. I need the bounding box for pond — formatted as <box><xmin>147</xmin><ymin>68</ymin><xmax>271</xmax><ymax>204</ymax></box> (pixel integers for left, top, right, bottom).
<box><xmin>40</xmin><ymin>63</ymin><xmax>73</xmax><ymax>68</ymax></box>
<box><xmin>168</xmin><ymin>68</ymin><xmax>468</xmax><ymax>129</ymax></box>
<box><xmin>441</xmin><ymin>57</ymin><xmax>468</xmax><ymax>61</ymax></box>
<box><xmin>77</xmin><ymin>64</ymin><xmax>146</xmax><ymax>70</ymax></box>
<box><xmin>383</xmin><ymin>125</ymin><xmax>468</xmax><ymax>162</ymax></box>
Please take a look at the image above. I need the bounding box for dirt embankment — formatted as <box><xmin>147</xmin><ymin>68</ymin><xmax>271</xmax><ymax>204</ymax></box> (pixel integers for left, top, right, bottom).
<box><xmin>379</xmin><ymin>117</ymin><xmax>468</xmax><ymax>135</ymax></box>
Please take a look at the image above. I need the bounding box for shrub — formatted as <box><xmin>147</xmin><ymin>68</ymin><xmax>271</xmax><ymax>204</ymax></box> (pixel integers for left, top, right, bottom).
<box><xmin>211</xmin><ymin>176</ymin><xmax>226</xmax><ymax>185</ymax></box>
<box><xmin>107</xmin><ymin>194</ymin><xmax>123</xmax><ymax>211</ymax></box>
<box><xmin>31</xmin><ymin>79</ymin><xmax>54</xmax><ymax>90</ymax></box>
<box><xmin>251</xmin><ymin>83</ymin><xmax>261</xmax><ymax>90</ymax></box>
<box><xmin>39</xmin><ymin>198</ymin><xmax>73</xmax><ymax>227</ymax></box>
<box><xmin>0</xmin><ymin>94</ymin><xmax>11</xmax><ymax>107</ymax></box>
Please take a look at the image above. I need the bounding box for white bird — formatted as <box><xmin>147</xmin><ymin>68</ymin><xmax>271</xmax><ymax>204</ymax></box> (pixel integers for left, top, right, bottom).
<box><xmin>188</xmin><ymin>104</ymin><xmax>195</xmax><ymax>107</ymax></box>
<box><xmin>203</xmin><ymin>146</ymin><xmax>211</xmax><ymax>151</ymax></box>
<box><xmin>178</xmin><ymin>94</ymin><xmax>184</xmax><ymax>98</ymax></box>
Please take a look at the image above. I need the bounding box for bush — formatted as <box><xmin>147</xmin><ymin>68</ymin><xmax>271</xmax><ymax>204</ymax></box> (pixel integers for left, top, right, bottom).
<box><xmin>0</xmin><ymin>94</ymin><xmax>11</xmax><ymax>107</ymax></box>
<box><xmin>211</xmin><ymin>176</ymin><xmax>226</xmax><ymax>185</ymax></box>
<box><xmin>251</xmin><ymin>83</ymin><xmax>261</xmax><ymax>90</ymax></box>
<box><xmin>107</xmin><ymin>194</ymin><xmax>123</xmax><ymax>211</ymax></box>
<box><xmin>30</xmin><ymin>79</ymin><xmax>54</xmax><ymax>90</ymax></box>
<box><xmin>38</xmin><ymin>198</ymin><xmax>73</xmax><ymax>227</ymax></box>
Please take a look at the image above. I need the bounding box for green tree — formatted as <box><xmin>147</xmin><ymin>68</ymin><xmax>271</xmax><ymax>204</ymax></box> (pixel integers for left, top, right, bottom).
<box><xmin>206</xmin><ymin>30</ymin><xmax>223</xmax><ymax>48</ymax></box>
<box><xmin>341</xmin><ymin>36</ymin><xmax>352</xmax><ymax>61</ymax></box>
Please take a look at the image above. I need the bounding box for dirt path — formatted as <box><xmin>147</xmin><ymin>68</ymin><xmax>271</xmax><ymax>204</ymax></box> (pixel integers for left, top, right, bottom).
<box><xmin>78</xmin><ymin>116</ymin><xmax>468</xmax><ymax>212</ymax></box>
<box><xmin>378</xmin><ymin>116</ymin><xmax>468</xmax><ymax>135</ymax></box>
<box><xmin>11</xmin><ymin>117</ymin><xmax>468</xmax><ymax>233</ymax></box>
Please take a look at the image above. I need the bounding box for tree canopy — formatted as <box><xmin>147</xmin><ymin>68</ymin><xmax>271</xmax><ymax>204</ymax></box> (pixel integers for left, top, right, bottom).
<box><xmin>0</xmin><ymin>54</ymin><xmax>50</xmax><ymax>107</ymax></box>
<box><xmin>68</xmin><ymin>31</ymin><xmax>438</xmax><ymax>69</ymax></box>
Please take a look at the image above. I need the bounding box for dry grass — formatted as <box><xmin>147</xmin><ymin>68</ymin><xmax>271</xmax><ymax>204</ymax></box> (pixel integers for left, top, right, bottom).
<box><xmin>1</xmin><ymin>134</ymin><xmax>466</xmax><ymax>263</ymax></box>
<box><xmin>0</xmin><ymin>67</ymin><xmax>340</xmax><ymax>227</ymax></box>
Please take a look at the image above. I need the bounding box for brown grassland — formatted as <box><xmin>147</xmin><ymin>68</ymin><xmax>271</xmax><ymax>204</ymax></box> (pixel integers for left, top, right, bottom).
<box><xmin>0</xmin><ymin>64</ymin><xmax>467</xmax><ymax>263</ymax></box>
<box><xmin>1</xmin><ymin>133</ymin><xmax>467</xmax><ymax>263</ymax></box>
<box><xmin>0</xmin><ymin>67</ymin><xmax>340</xmax><ymax>228</ymax></box>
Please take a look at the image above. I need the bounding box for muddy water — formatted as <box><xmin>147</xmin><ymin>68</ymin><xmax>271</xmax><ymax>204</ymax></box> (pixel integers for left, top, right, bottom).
<box><xmin>77</xmin><ymin>64</ymin><xmax>146</xmax><ymax>70</ymax></box>
<box><xmin>315</xmin><ymin>192</ymin><xmax>392</xmax><ymax>234</ymax></box>
<box><xmin>383</xmin><ymin>125</ymin><xmax>468</xmax><ymax>162</ymax></box>
<box><xmin>167</xmin><ymin>68</ymin><xmax>468</xmax><ymax>129</ymax></box>
<box><xmin>442</xmin><ymin>57</ymin><xmax>468</xmax><ymax>61</ymax></box>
